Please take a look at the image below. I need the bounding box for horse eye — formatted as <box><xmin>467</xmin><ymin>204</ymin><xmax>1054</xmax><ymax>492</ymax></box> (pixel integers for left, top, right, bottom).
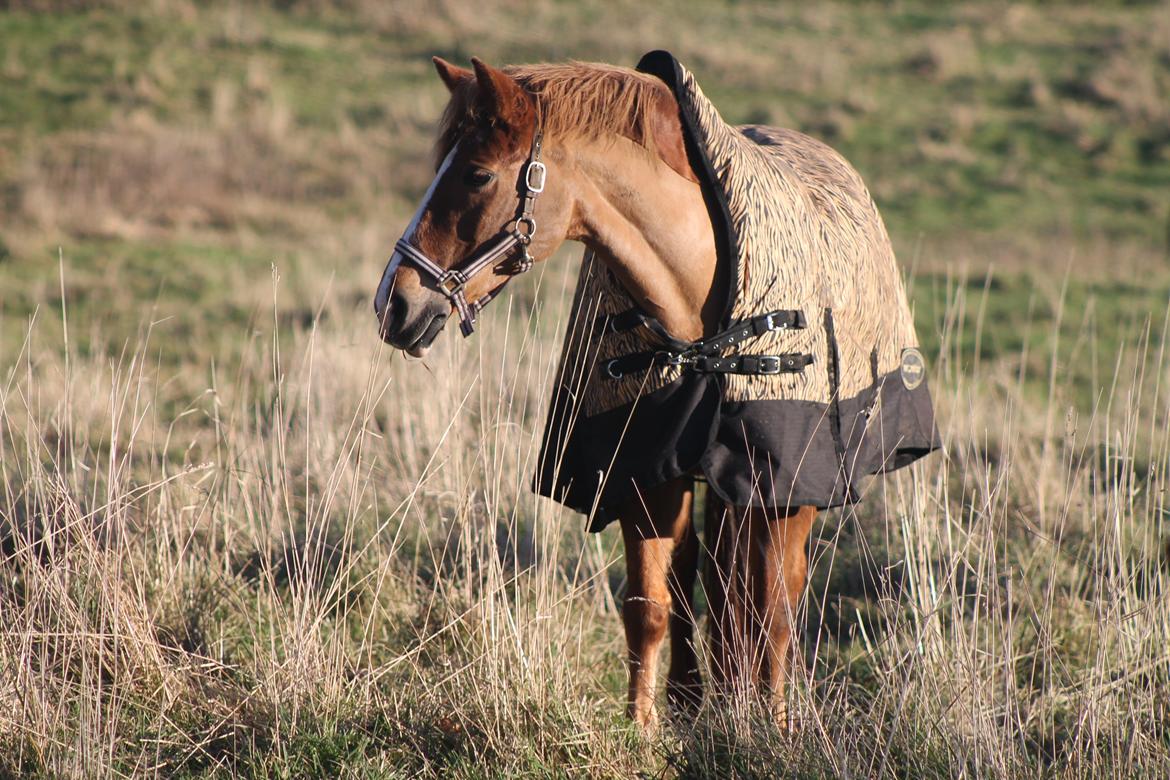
<box><xmin>463</xmin><ymin>168</ymin><xmax>495</xmax><ymax>189</ymax></box>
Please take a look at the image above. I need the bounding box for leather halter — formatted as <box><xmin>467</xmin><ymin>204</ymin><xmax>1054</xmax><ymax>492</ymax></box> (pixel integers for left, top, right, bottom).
<box><xmin>392</xmin><ymin>130</ymin><xmax>546</xmax><ymax>336</ymax></box>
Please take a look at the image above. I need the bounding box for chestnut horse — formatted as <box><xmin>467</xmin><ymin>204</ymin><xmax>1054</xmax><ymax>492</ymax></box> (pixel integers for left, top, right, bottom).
<box><xmin>374</xmin><ymin>56</ymin><xmax>814</xmax><ymax>727</ymax></box>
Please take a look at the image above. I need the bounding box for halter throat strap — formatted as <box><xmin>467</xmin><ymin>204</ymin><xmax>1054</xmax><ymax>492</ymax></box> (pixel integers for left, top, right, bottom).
<box><xmin>393</xmin><ymin>130</ymin><xmax>546</xmax><ymax>337</ymax></box>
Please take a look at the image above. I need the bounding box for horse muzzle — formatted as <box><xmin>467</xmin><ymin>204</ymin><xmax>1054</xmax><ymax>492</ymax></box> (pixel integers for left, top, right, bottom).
<box><xmin>375</xmin><ymin>277</ymin><xmax>450</xmax><ymax>356</ymax></box>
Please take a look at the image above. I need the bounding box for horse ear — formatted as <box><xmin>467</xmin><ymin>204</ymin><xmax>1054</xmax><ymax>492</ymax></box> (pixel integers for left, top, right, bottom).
<box><xmin>470</xmin><ymin>56</ymin><xmax>531</xmax><ymax>127</ymax></box>
<box><xmin>432</xmin><ymin>56</ymin><xmax>473</xmax><ymax>93</ymax></box>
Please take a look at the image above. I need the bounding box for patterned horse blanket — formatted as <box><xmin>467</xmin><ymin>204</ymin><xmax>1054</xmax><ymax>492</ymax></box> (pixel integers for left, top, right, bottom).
<box><xmin>535</xmin><ymin>51</ymin><xmax>939</xmax><ymax>530</ymax></box>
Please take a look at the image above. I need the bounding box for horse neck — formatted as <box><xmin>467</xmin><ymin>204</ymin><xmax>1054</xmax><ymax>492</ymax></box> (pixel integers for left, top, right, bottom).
<box><xmin>567</xmin><ymin>136</ymin><xmax>718</xmax><ymax>342</ymax></box>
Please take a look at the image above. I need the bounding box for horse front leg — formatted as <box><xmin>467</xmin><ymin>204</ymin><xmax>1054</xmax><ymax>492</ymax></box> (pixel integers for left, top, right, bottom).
<box><xmin>665</xmin><ymin>507</ymin><xmax>701</xmax><ymax>717</ymax></box>
<box><xmin>618</xmin><ymin>476</ymin><xmax>695</xmax><ymax>729</ymax></box>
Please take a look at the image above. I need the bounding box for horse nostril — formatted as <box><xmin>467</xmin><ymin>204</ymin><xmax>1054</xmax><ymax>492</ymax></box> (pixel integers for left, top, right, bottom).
<box><xmin>378</xmin><ymin>291</ymin><xmax>407</xmax><ymax>334</ymax></box>
<box><xmin>388</xmin><ymin>292</ymin><xmax>406</xmax><ymax>324</ymax></box>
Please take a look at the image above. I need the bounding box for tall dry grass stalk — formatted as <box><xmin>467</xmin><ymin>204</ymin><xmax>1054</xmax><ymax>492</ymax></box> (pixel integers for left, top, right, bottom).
<box><xmin>0</xmin><ymin>252</ymin><xmax>1167</xmax><ymax>777</ymax></box>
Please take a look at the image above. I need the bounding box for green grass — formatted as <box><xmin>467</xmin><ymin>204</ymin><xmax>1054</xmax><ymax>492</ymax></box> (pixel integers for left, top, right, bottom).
<box><xmin>913</xmin><ymin>269</ymin><xmax>1170</xmax><ymax>407</ymax></box>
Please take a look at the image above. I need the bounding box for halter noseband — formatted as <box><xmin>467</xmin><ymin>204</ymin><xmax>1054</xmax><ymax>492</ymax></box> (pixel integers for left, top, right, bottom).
<box><xmin>392</xmin><ymin>130</ymin><xmax>546</xmax><ymax>336</ymax></box>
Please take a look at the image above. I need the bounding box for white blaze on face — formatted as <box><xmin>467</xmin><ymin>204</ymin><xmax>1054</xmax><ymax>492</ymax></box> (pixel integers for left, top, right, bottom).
<box><xmin>375</xmin><ymin>144</ymin><xmax>460</xmax><ymax>314</ymax></box>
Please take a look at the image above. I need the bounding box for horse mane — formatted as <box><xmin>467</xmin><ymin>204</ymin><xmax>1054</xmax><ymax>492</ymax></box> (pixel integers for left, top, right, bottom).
<box><xmin>435</xmin><ymin>62</ymin><xmax>674</xmax><ymax>164</ymax></box>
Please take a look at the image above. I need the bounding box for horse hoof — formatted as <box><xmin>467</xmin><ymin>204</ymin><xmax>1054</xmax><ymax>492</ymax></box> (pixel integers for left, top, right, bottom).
<box><xmin>628</xmin><ymin>704</ymin><xmax>659</xmax><ymax>735</ymax></box>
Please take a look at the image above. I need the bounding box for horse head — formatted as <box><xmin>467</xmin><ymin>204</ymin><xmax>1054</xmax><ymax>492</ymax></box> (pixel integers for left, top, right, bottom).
<box><xmin>374</xmin><ymin>57</ymin><xmax>572</xmax><ymax>356</ymax></box>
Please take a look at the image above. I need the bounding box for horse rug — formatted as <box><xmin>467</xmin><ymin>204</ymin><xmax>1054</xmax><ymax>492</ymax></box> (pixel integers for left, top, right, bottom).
<box><xmin>535</xmin><ymin>51</ymin><xmax>940</xmax><ymax>530</ymax></box>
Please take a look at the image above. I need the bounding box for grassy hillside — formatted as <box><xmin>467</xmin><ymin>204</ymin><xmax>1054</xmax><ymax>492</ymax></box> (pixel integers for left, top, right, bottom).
<box><xmin>1</xmin><ymin>1</ymin><xmax>1169</xmax><ymax>777</ymax></box>
<box><xmin>4</xmin><ymin>0</ymin><xmax>1170</xmax><ymax>248</ymax></box>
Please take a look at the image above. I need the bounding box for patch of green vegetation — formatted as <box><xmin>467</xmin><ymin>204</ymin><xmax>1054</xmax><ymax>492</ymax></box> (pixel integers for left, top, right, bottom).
<box><xmin>0</xmin><ymin>12</ymin><xmax>136</xmax><ymax>133</ymax></box>
<box><xmin>911</xmin><ymin>270</ymin><xmax>1170</xmax><ymax>407</ymax></box>
<box><xmin>0</xmin><ymin>238</ymin><xmax>272</xmax><ymax>359</ymax></box>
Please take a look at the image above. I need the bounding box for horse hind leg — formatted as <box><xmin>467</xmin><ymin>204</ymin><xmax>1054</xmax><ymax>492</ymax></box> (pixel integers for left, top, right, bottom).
<box><xmin>618</xmin><ymin>477</ymin><xmax>695</xmax><ymax>729</ymax></box>
<box><xmin>706</xmin><ymin>501</ymin><xmax>815</xmax><ymax>725</ymax></box>
<box><xmin>705</xmin><ymin>497</ymin><xmax>752</xmax><ymax>701</ymax></box>
<box><xmin>756</xmin><ymin>504</ymin><xmax>816</xmax><ymax>724</ymax></box>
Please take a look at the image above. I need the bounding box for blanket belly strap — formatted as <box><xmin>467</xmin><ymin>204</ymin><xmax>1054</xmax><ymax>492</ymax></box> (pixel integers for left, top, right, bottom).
<box><xmin>598</xmin><ymin>308</ymin><xmax>806</xmax><ymax>348</ymax></box>
<box><xmin>601</xmin><ymin>308</ymin><xmax>811</xmax><ymax>380</ymax></box>
<box><xmin>693</xmin><ymin>353</ymin><xmax>812</xmax><ymax>374</ymax></box>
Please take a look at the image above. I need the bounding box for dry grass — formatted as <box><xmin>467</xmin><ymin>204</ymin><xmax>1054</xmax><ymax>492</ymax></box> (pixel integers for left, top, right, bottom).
<box><xmin>0</xmin><ymin>250</ymin><xmax>1167</xmax><ymax>777</ymax></box>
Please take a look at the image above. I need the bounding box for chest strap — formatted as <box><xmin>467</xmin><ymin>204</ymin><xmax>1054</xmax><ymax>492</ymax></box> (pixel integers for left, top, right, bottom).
<box><xmin>599</xmin><ymin>308</ymin><xmax>812</xmax><ymax>380</ymax></box>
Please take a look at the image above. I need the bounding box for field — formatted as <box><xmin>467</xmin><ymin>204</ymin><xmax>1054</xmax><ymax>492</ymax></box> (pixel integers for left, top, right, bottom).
<box><xmin>1</xmin><ymin>0</ymin><xmax>1169</xmax><ymax>776</ymax></box>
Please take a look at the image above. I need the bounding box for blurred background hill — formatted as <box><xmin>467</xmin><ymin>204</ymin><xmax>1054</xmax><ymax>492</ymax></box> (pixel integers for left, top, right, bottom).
<box><xmin>2</xmin><ymin>0</ymin><xmax>1169</xmax><ymax>385</ymax></box>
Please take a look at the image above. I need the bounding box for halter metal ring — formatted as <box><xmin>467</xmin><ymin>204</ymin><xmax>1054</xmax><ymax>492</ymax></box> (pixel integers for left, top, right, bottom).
<box><xmin>513</xmin><ymin>216</ymin><xmax>537</xmax><ymax>240</ymax></box>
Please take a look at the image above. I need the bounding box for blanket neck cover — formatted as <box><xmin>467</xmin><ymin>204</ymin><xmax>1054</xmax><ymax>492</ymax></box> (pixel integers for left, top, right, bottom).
<box><xmin>535</xmin><ymin>51</ymin><xmax>940</xmax><ymax>530</ymax></box>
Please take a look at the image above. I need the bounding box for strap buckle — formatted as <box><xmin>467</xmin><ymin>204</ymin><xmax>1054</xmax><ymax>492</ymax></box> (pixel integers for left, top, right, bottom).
<box><xmin>525</xmin><ymin>161</ymin><xmax>547</xmax><ymax>194</ymax></box>
<box><xmin>765</xmin><ymin>312</ymin><xmax>790</xmax><ymax>331</ymax></box>
<box><xmin>758</xmin><ymin>355</ymin><xmax>783</xmax><ymax>374</ymax></box>
<box><xmin>655</xmin><ymin>351</ymin><xmax>690</xmax><ymax>367</ymax></box>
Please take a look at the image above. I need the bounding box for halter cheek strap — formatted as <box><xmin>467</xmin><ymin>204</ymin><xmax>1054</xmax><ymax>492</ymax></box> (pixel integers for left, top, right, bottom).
<box><xmin>393</xmin><ymin>131</ymin><xmax>546</xmax><ymax>337</ymax></box>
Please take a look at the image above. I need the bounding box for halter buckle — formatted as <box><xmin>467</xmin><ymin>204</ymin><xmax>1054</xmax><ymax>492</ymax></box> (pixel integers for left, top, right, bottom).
<box><xmin>525</xmin><ymin>161</ymin><xmax>547</xmax><ymax>194</ymax></box>
<box><xmin>438</xmin><ymin>273</ymin><xmax>465</xmax><ymax>295</ymax></box>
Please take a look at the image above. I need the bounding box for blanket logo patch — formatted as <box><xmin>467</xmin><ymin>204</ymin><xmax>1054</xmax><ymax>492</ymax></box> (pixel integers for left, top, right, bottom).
<box><xmin>900</xmin><ymin>348</ymin><xmax>926</xmax><ymax>390</ymax></box>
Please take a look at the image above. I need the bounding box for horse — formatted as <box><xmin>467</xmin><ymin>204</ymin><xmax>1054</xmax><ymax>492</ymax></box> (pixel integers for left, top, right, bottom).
<box><xmin>373</xmin><ymin>53</ymin><xmax>937</xmax><ymax>728</ymax></box>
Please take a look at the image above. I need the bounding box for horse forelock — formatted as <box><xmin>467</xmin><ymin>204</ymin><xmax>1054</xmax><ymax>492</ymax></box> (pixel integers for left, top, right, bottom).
<box><xmin>433</xmin><ymin>61</ymin><xmax>674</xmax><ymax>167</ymax></box>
